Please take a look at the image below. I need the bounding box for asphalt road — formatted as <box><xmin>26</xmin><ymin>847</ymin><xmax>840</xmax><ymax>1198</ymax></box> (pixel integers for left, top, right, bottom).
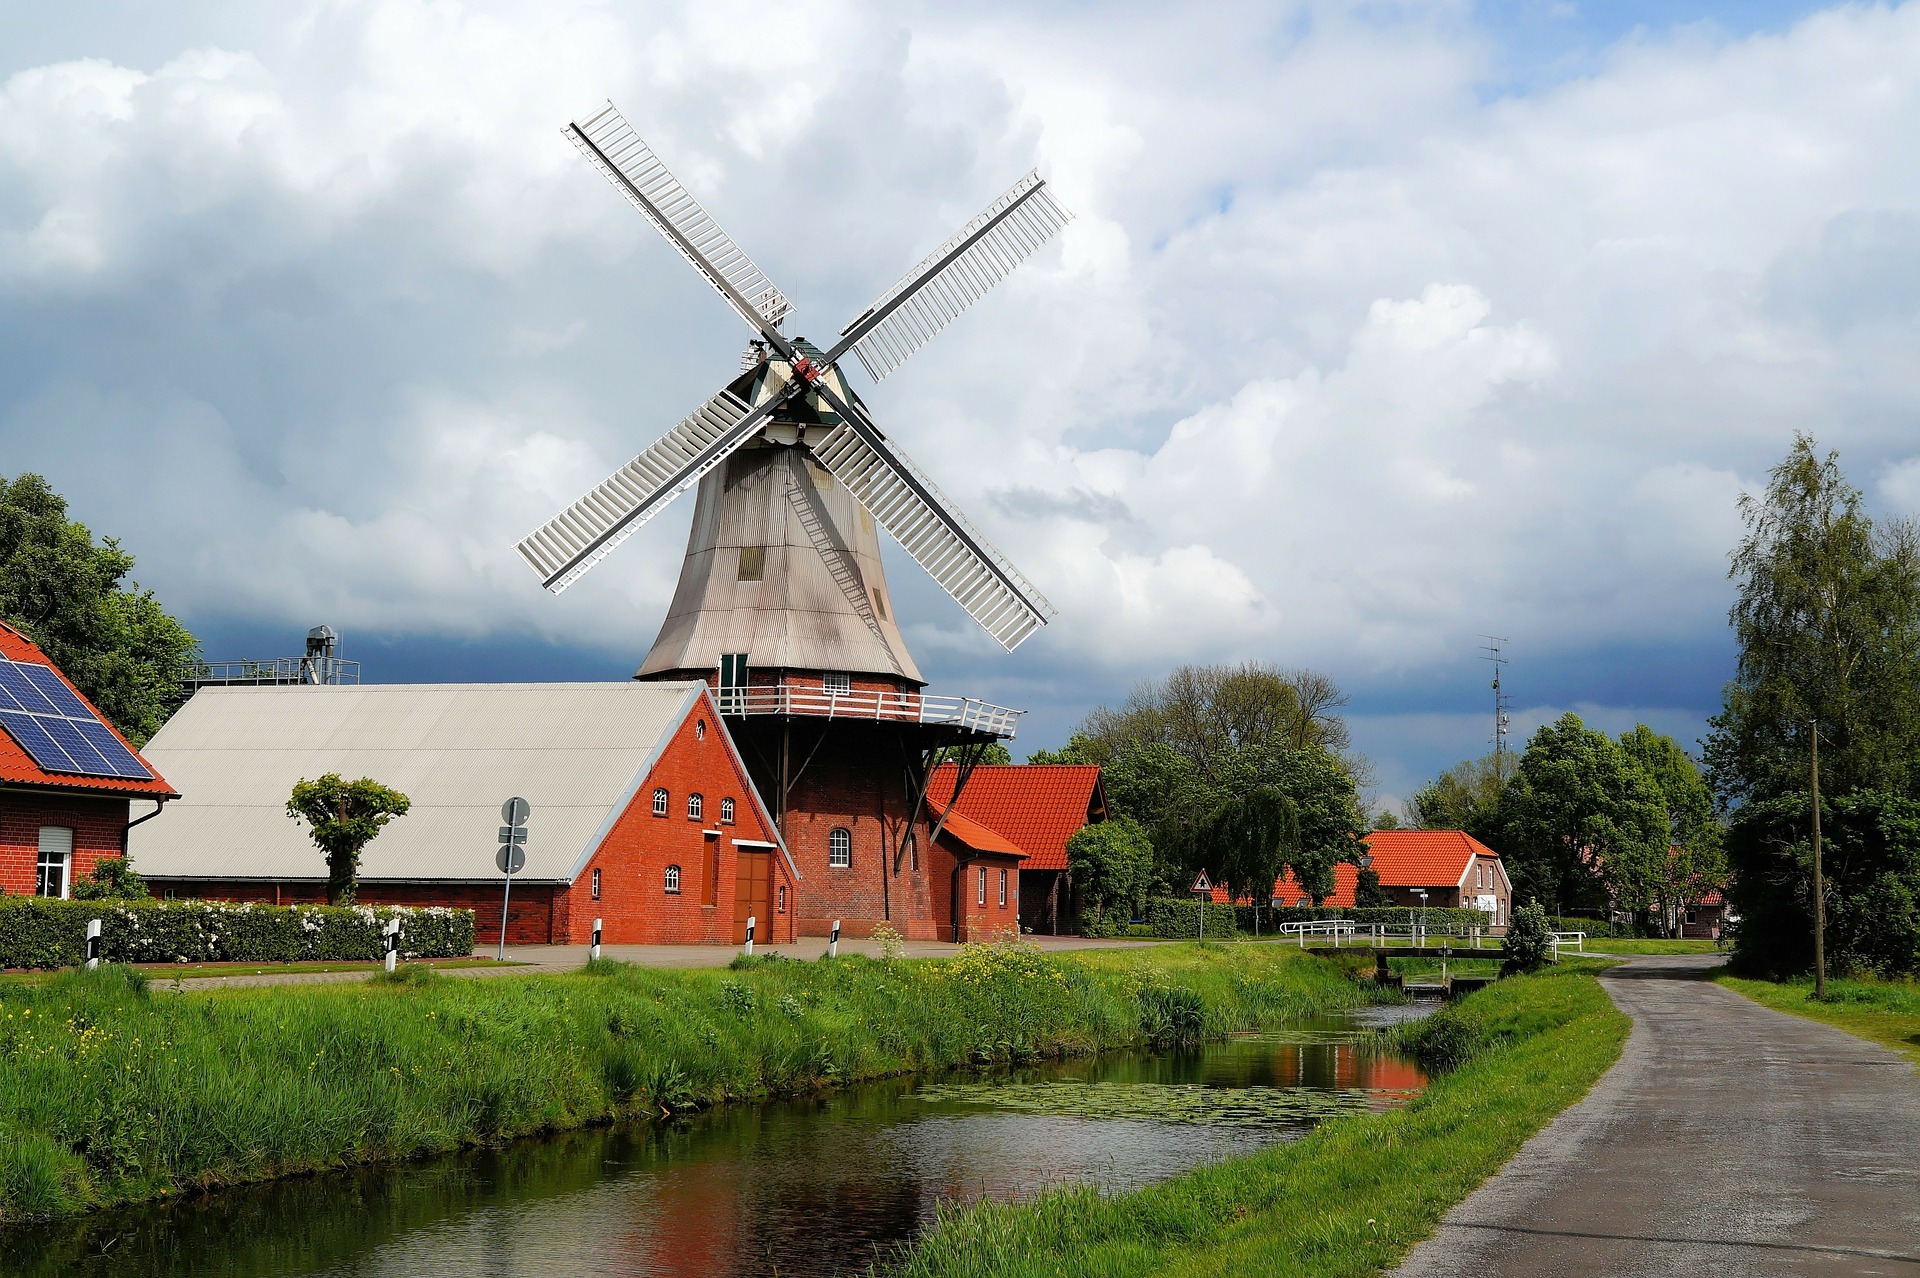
<box><xmin>1394</xmin><ymin>954</ymin><xmax>1920</xmax><ymax>1276</ymax></box>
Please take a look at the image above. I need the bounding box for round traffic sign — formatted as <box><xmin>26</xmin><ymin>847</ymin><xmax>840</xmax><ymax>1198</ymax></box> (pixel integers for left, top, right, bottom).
<box><xmin>501</xmin><ymin>796</ymin><xmax>531</xmax><ymax>826</ymax></box>
<box><xmin>496</xmin><ymin>845</ymin><xmax>527</xmax><ymax>875</ymax></box>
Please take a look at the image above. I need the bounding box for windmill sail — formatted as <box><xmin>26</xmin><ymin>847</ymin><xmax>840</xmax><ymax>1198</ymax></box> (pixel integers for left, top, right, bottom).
<box><xmin>517</xmin><ymin>388</ymin><xmax>775</xmax><ymax>593</ymax></box>
<box><xmin>568</xmin><ymin>103</ymin><xmax>792</xmax><ymax>331</ymax></box>
<box><xmin>811</xmin><ymin>420</ymin><xmax>1054</xmax><ymax>651</ymax></box>
<box><xmin>831</xmin><ymin>171</ymin><xmax>1071</xmax><ymax>383</ymax></box>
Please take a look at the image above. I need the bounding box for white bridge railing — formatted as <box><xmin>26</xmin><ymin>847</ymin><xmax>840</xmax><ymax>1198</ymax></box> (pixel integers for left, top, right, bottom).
<box><xmin>716</xmin><ymin>685</ymin><xmax>1023</xmax><ymax>737</ymax></box>
<box><xmin>1551</xmin><ymin>930</ymin><xmax>1586</xmax><ymax>954</ymax></box>
<box><xmin>1276</xmin><ymin>920</ymin><xmax>1499</xmax><ymax>949</ymax></box>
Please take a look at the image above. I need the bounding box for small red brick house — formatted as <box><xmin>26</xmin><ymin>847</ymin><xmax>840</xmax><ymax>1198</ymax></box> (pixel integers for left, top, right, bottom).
<box><xmin>931</xmin><ymin>808</ymin><xmax>1026</xmax><ymax>941</ymax></box>
<box><xmin>0</xmin><ymin>622</ymin><xmax>177</xmax><ymax>897</ymax></box>
<box><xmin>1236</xmin><ymin>829</ymin><xmax>1512</xmax><ymax>928</ymax></box>
<box><xmin>130</xmin><ymin>681</ymin><xmax>796</xmax><ymax>946</ymax></box>
<box><xmin>927</xmin><ymin>763</ymin><xmax>1107</xmax><ymax>934</ymax></box>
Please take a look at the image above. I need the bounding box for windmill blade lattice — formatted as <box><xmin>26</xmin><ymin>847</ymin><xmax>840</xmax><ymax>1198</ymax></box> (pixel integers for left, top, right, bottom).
<box><xmin>517</xmin><ymin>388</ymin><xmax>780</xmax><ymax>592</ymax></box>
<box><xmin>811</xmin><ymin>420</ymin><xmax>1055</xmax><ymax>651</ymax></box>
<box><xmin>832</xmin><ymin>171</ymin><xmax>1071</xmax><ymax>383</ymax></box>
<box><xmin>568</xmin><ymin>103</ymin><xmax>793</xmax><ymax>331</ymax></box>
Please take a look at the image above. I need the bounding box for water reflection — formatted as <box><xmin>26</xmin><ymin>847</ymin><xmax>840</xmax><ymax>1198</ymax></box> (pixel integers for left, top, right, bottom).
<box><xmin>3</xmin><ymin>1011</ymin><xmax>1427</xmax><ymax>1278</ymax></box>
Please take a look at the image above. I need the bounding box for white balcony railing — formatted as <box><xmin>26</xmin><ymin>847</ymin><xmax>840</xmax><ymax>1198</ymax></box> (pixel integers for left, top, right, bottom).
<box><xmin>716</xmin><ymin>685</ymin><xmax>1022</xmax><ymax>738</ymax></box>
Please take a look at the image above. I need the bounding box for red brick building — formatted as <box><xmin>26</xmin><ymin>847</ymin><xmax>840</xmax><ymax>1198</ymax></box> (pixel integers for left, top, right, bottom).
<box><xmin>0</xmin><ymin>622</ymin><xmax>177</xmax><ymax>897</ymax></box>
<box><xmin>926</xmin><ymin>763</ymin><xmax>1107</xmax><ymax>934</ymax></box>
<box><xmin>1233</xmin><ymin>829</ymin><xmax>1512</xmax><ymax>928</ymax></box>
<box><xmin>130</xmin><ymin>681</ymin><xmax>796</xmax><ymax>946</ymax></box>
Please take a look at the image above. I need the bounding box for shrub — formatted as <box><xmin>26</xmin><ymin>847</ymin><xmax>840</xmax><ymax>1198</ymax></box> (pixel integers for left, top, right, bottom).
<box><xmin>69</xmin><ymin>857</ymin><xmax>147</xmax><ymax>901</ymax></box>
<box><xmin>1502</xmin><ymin>900</ymin><xmax>1554</xmax><ymax>974</ymax></box>
<box><xmin>0</xmin><ymin>897</ymin><xmax>473</xmax><ymax>969</ymax></box>
<box><xmin>1142</xmin><ymin>898</ymin><xmax>1239</xmax><ymax>939</ymax></box>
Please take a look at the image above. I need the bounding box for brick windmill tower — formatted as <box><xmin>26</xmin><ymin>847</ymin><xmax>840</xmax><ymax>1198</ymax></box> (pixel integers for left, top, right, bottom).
<box><xmin>517</xmin><ymin>104</ymin><xmax>1071</xmax><ymax>939</ymax></box>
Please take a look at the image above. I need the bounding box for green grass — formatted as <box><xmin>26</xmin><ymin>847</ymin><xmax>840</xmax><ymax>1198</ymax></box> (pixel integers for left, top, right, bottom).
<box><xmin>1585</xmin><ymin>938</ymin><xmax>1723</xmax><ymax>955</ymax></box>
<box><xmin>0</xmin><ymin>958</ymin><xmax>518</xmax><ymax>988</ymax></box>
<box><xmin>0</xmin><ymin>940</ymin><xmax>1389</xmax><ymax>1224</ymax></box>
<box><xmin>883</xmin><ymin>965</ymin><xmax>1628</xmax><ymax>1278</ymax></box>
<box><xmin>1718</xmin><ymin>973</ymin><xmax>1920</xmax><ymax>1071</ymax></box>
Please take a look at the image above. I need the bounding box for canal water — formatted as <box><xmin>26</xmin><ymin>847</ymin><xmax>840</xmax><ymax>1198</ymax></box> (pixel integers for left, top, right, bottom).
<box><xmin>4</xmin><ymin>1006</ymin><xmax>1429</xmax><ymax>1278</ymax></box>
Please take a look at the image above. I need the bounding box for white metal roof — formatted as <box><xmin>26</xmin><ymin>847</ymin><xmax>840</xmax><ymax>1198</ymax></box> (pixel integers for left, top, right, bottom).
<box><xmin>130</xmin><ymin>682</ymin><xmax>706</xmax><ymax>883</ymax></box>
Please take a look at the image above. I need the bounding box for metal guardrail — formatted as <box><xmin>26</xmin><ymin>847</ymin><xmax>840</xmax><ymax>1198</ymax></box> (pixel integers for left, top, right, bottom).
<box><xmin>715</xmin><ymin>685</ymin><xmax>1023</xmax><ymax>737</ymax></box>
<box><xmin>1277</xmin><ymin>920</ymin><xmax>1500</xmax><ymax>950</ymax></box>
<box><xmin>1551</xmin><ymin>930</ymin><xmax>1586</xmax><ymax>954</ymax></box>
<box><xmin>185</xmin><ymin>657</ymin><xmax>361</xmax><ymax>687</ymax></box>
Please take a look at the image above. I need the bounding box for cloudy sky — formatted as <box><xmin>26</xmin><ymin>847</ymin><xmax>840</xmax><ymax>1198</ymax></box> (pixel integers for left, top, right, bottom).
<box><xmin>3</xmin><ymin>0</ymin><xmax>1917</xmax><ymax>808</ymax></box>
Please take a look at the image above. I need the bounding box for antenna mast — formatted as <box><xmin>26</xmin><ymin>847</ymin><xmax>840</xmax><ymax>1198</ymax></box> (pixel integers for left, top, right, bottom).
<box><xmin>1480</xmin><ymin>636</ymin><xmax>1511</xmax><ymax>776</ymax></box>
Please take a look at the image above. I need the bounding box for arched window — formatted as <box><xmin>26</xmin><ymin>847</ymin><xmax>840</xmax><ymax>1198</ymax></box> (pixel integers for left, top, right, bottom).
<box><xmin>695</xmin><ymin>718</ymin><xmax>706</xmax><ymax>740</ymax></box>
<box><xmin>778</xmin><ymin>884</ymin><xmax>788</xmax><ymax>913</ymax></box>
<box><xmin>828</xmin><ymin>827</ymin><xmax>852</xmax><ymax>868</ymax></box>
<box><xmin>977</xmin><ymin>867</ymin><xmax>988</xmax><ymax>905</ymax></box>
<box><xmin>687</xmin><ymin>793</ymin><xmax>703</xmax><ymax>821</ymax></box>
<box><xmin>652</xmin><ymin>788</ymin><xmax>668</xmax><ymax>817</ymax></box>
<box><xmin>664</xmin><ymin>864</ymin><xmax>682</xmax><ymax>894</ymax></box>
<box><xmin>906</xmin><ymin>832</ymin><xmax>918</xmax><ymax>872</ymax></box>
<box><xmin>591</xmin><ymin>868</ymin><xmax>602</xmax><ymax>900</ymax></box>
<box><xmin>999</xmin><ymin>868</ymin><xmax>1009</xmax><ymax>906</ymax></box>
<box><xmin>720</xmin><ymin>797</ymin><xmax>735</xmax><ymax>824</ymax></box>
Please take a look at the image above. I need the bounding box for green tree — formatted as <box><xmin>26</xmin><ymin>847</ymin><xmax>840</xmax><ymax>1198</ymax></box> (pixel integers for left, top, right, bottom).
<box><xmin>1617</xmin><ymin>725</ymin><xmax>1727</xmax><ymax>936</ymax></box>
<box><xmin>1064</xmin><ymin>816</ymin><xmax>1153</xmax><ymax>929</ymax></box>
<box><xmin>1406</xmin><ymin>752</ymin><xmax>1508</xmax><ymax>843</ymax></box>
<box><xmin>1502</xmin><ymin>899</ymin><xmax>1554</xmax><ymax>974</ymax></box>
<box><xmin>1726</xmin><ymin>790</ymin><xmax>1920</xmax><ymax>977</ymax></box>
<box><xmin>1025</xmin><ymin>734</ymin><xmax>1101</xmax><ymax>765</ymax></box>
<box><xmin>70</xmin><ymin>855</ymin><xmax>149</xmax><ymax>901</ymax></box>
<box><xmin>1704</xmin><ymin>435</ymin><xmax>1920</xmax><ymax>806</ymax></box>
<box><xmin>931</xmin><ymin>741</ymin><xmax>1012</xmax><ymax>768</ymax></box>
<box><xmin>1500</xmin><ymin>713</ymin><xmax>1669</xmax><ymax>917</ymax></box>
<box><xmin>1078</xmin><ymin>661</ymin><xmax>1355</xmax><ymax>779</ymax></box>
<box><xmin>1354</xmin><ymin>865</ymin><xmax>1392</xmax><ymax>907</ymax></box>
<box><xmin>286</xmin><ymin>774</ymin><xmax>412</xmax><ymax>906</ymax></box>
<box><xmin>0</xmin><ymin>473</ymin><xmax>199</xmax><ymax>746</ymax></box>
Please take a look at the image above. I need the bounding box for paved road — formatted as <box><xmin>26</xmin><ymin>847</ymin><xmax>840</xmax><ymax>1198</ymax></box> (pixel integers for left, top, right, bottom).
<box><xmin>1394</xmin><ymin>954</ymin><xmax>1920</xmax><ymax>1276</ymax></box>
<box><xmin>157</xmin><ymin>933</ymin><xmax>1161</xmax><ymax>990</ymax></box>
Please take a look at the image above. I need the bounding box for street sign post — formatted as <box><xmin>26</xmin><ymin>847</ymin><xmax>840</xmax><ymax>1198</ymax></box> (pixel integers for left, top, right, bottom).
<box><xmin>497</xmin><ymin>797</ymin><xmax>531</xmax><ymax>961</ymax></box>
<box><xmin>1191</xmin><ymin>870</ymin><xmax>1213</xmax><ymax>943</ymax></box>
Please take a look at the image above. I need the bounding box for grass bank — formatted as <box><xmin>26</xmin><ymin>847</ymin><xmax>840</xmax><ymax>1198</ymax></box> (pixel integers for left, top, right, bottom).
<box><xmin>885</xmin><ymin>962</ymin><xmax>1628</xmax><ymax>1278</ymax></box>
<box><xmin>0</xmin><ymin>940</ymin><xmax>1382</xmax><ymax>1225</ymax></box>
<box><xmin>1587</xmin><ymin>938</ymin><xmax>1722</xmax><ymax>955</ymax></box>
<box><xmin>1718</xmin><ymin>973</ymin><xmax>1920</xmax><ymax>1070</ymax></box>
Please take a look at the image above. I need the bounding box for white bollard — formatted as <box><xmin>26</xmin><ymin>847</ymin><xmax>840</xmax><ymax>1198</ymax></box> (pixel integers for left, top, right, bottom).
<box><xmin>85</xmin><ymin>918</ymin><xmax>101</xmax><ymax>971</ymax></box>
<box><xmin>828</xmin><ymin>919</ymin><xmax>840</xmax><ymax>959</ymax></box>
<box><xmin>744</xmin><ymin>915</ymin><xmax>755</xmax><ymax>957</ymax></box>
<box><xmin>384</xmin><ymin>917</ymin><xmax>401</xmax><ymax>974</ymax></box>
<box><xmin>591</xmin><ymin>917</ymin><xmax>602</xmax><ymax>962</ymax></box>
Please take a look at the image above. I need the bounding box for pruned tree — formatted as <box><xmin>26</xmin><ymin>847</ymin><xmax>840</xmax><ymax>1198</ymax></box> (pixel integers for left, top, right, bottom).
<box><xmin>1064</xmin><ymin>816</ymin><xmax>1154</xmax><ymax>929</ymax></box>
<box><xmin>286</xmin><ymin>774</ymin><xmax>412</xmax><ymax>906</ymax></box>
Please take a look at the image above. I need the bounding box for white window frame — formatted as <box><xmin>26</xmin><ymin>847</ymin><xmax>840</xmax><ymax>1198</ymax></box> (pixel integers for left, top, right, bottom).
<box><xmin>720</xmin><ymin>797</ymin><xmax>735</xmax><ymax>825</ymax></box>
<box><xmin>977</xmin><ymin>867</ymin><xmax>987</xmax><ymax>906</ymax></box>
<box><xmin>829</xmin><ymin>827</ymin><xmax>852</xmax><ymax>868</ymax></box>
<box><xmin>824</xmin><ymin>670</ymin><xmax>852</xmax><ymax>696</ymax></box>
<box><xmin>664</xmin><ymin>864</ymin><xmax>682</xmax><ymax>894</ymax></box>
<box><xmin>998</xmin><ymin>868</ymin><xmax>1008</xmax><ymax>906</ymax></box>
<box><xmin>36</xmin><ymin>826</ymin><xmax>72</xmax><ymax>899</ymax></box>
<box><xmin>687</xmin><ymin>793</ymin><xmax>703</xmax><ymax>821</ymax></box>
<box><xmin>652</xmin><ymin>788</ymin><xmax>668</xmax><ymax>817</ymax></box>
<box><xmin>591</xmin><ymin>867</ymin><xmax>601</xmax><ymax>900</ymax></box>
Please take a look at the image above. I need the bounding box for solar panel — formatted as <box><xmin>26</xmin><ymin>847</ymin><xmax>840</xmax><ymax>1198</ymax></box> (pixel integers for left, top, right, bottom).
<box><xmin>0</xmin><ymin>657</ymin><xmax>154</xmax><ymax>780</ymax></box>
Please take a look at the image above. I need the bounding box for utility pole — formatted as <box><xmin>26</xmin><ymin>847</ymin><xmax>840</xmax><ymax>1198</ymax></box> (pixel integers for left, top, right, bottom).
<box><xmin>1810</xmin><ymin>721</ymin><xmax>1826</xmax><ymax>1001</ymax></box>
<box><xmin>1481</xmin><ymin>637</ymin><xmax>1512</xmax><ymax>777</ymax></box>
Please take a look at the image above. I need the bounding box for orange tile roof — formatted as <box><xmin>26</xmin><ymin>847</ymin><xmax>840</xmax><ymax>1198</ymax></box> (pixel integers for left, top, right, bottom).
<box><xmin>1207</xmin><ymin>829</ymin><xmax>1501</xmax><ymax>906</ymax></box>
<box><xmin>927</xmin><ymin>763</ymin><xmax>1105</xmax><ymax>871</ymax></box>
<box><xmin>1364</xmin><ymin>829</ymin><xmax>1499</xmax><ymax>888</ymax></box>
<box><xmin>935</xmin><ymin>809</ymin><xmax>1027</xmax><ymax>858</ymax></box>
<box><xmin>0</xmin><ymin>622</ymin><xmax>177</xmax><ymax>798</ymax></box>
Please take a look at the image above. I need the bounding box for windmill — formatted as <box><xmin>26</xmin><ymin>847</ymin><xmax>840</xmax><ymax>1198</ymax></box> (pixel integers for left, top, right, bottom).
<box><xmin>517</xmin><ymin>103</ymin><xmax>1070</xmax><ymax>685</ymax></box>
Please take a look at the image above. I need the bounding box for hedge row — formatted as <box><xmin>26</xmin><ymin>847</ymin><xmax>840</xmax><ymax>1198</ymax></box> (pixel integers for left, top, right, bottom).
<box><xmin>0</xmin><ymin>898</ymin><xmax>475</xmax><ymax>969</ymax></box>
<box><xmin>1141</xmin><ymin>898</ymin><xmax>1243</xmax><ymax>939</ymax></box>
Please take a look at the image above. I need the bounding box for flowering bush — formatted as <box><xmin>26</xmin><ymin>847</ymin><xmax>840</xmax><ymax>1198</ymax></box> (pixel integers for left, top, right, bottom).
<box><xmin>0</xmin><ymin>897</ymin><xmax>473</xmax><ymax>969</ymax></box>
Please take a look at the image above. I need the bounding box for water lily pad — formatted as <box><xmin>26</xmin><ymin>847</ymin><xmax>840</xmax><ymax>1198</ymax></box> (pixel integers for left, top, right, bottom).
<box><xmin>910</xmin><ymin>1080</ymin><xmax>1421</xmax><ymax>1129</ymax></box>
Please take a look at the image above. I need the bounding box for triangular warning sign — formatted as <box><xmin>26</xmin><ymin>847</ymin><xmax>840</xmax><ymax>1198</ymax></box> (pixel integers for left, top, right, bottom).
<box><xmin>1191</xmin><ymin>870</ymin><xmax>1213</xmax><ymax>894</ymax></box>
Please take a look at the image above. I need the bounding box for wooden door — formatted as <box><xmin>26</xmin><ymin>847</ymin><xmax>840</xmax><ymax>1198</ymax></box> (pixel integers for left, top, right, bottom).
<box><xmin>732</xmin><ymin>850</ymin><xmax>771</xmax><ymax>943</ymax></box>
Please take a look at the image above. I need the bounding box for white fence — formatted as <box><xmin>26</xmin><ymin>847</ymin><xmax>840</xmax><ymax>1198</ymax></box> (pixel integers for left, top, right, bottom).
<box><xmin>1276</xmin><ymin>920</ymin><xmax>1498</xmax><ymax>949</ymax></box>
<box><xmin>1551</xmin><ymin>930</ymin><xmax>1586</xmax><ymax>954</ymax></box>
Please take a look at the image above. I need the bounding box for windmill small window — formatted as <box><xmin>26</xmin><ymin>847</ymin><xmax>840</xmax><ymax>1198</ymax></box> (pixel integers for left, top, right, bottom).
<box><xmin>824</xmin><ymin>671</ymin><xmax>851</xmax><ymax>696</ymax></box>
<box><xmin>720</xmin><ymin>797</ymin><xmax>735</xmax><ymax>824</ymax></box>
<box><xmin>664</xmin><ymin>864</ymin><xmax>682</xmax><ymax>894</ymax></box>
<box><xmin>737</xmin><ymin>546</ymin><xmax>765</xmax><ymax>581</ymax></box>
<box><xmin>778</xmin><ymin>884</ymin><xmax>787</xmax><ymax>913</ymax></box>
<box><xmin>652</xmin><ymin>788</ymin><xmax>668</xmax><ymax>817</ymax></box>
<box><xmin>695</xmin><ymin>718</ymin><xmax>706</xmax><ymax>741</ymax></box>
<box><xmin>829</xmin><ymin>827</ymin><xmax>852</xmax><ymax>868</ymax></box>
<box><xmin>687</xmin><ymin>793</ymin><xmax>703</xmax><ymax>821</ymax></box>
<box><xmin>591</xmin><ymin>868</ymin><xmax>602</xmax><ymax>901</ymax></box>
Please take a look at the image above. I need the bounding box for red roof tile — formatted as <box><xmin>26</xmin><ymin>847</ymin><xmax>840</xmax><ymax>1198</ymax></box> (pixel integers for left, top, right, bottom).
<box><xmin>927</xmin><ymin>763</ymin><xmax>1105</xmax><ymax>871</ymax></box>
<box><xmin>0</xmin><ymin>622</ymin><xmax>177</xmax><ymax>798</ymax></box>
<box><xmin>936</xmin><ymin>809</ymin><xmax>1028</xmax><ymax>858</ymax></box>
